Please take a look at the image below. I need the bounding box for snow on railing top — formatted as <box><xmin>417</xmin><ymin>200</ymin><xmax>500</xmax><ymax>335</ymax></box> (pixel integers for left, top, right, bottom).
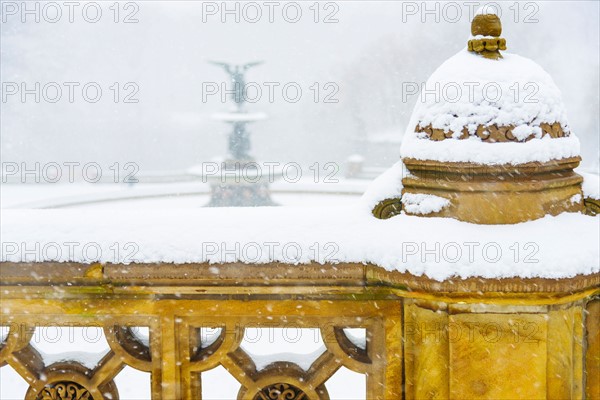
<box><xmin>1</xmin><ymin>202</ymin><xmax>598</xmax><ymax>281</ymax></box>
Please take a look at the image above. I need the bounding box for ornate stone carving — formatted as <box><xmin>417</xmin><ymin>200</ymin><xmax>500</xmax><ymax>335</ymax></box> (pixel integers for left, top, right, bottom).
<box><xmin>37</xmin><ymin>383</ymin><xmax>91</xmax><ymax>400</ymax></box>
<box><xmin>583</xmin><ymin>197</ymin><xmax>600</xmax><ymax>216</ymax></box>
<box><xmin>468</xmin><ymin>13</ymin><xmax>506</xmax><ymax>59</ymax></box>
<box><xmin>416</xmin><ymin>122</ymin><xmax>568</xmax><ymax>143</ymax></box>
<box><xmin>468</xmin><ymin>37</ymin><xmax>507</xmax><ymax>54</ymax></box>
<box><xmin>372</xmin><ymin>198</ymin><xmax>402</xmax><ymax>219</ymax></box>
<box><xmin>23</xmin><ymin>358</ymin><xmax>120</xmax><ymax>400</ymax></box>
<box><xmin>1</xmin><ymin>262</ymin><xmax>597</xmax><ymax>400</ymax></box>
<box><xmin>402</xmin><ymin>156</ymin><xmax>583</xmax><ymax>224</ymax></box>
<box><xmin>254</xmin><ymin>383</ymin><xmax>307</xmax><ymax>400</ymax></box>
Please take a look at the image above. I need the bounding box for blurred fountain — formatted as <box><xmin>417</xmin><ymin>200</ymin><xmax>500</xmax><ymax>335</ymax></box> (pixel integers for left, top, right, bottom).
<box><xmin>190</xmin><ymin>61</ymin><xmax>281</xmax><ymax>207</ymax></box>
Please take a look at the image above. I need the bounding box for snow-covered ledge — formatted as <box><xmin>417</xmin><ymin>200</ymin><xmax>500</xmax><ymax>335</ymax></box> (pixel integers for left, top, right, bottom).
<box><xmin>1</xmin><ymin>205</ymin><xmax>598</xmax><ymax>282</ymax></box>
<box><xmin>1</xmin><ymin>184</ymin><xmax>599</xmax><ymax>399</ymax></box>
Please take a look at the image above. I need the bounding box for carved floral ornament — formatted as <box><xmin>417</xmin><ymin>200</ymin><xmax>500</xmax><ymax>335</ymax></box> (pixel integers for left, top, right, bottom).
<box><xmin>468</xmin><ymin>37</ymin><xmax>507</xmax><ymax>55</ymax></box>
<box><xmin>254</xmin><ymin>383</ymin><xmax>308</xmax><ymax>400</ymax></box>
<box><xmin>416</xmin><ymin>121</ymin><xmax>569</xmax><ymax>142</ymax></box>
<box><xmin>27</xmin><ymin>361</ymin><xmax>119</xmax><ymax>400</ymax></box>
<box><xmin>37</xmin><ymin>383</ymin><xmax>91</xmax><ymax>400</ymax></box>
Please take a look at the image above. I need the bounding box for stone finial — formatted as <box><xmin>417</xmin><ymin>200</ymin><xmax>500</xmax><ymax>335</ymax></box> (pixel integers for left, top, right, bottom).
<box><xmin>468</xmin><ymin>13</ymin><xmax>507</xmax><ymax>59</ymax></box>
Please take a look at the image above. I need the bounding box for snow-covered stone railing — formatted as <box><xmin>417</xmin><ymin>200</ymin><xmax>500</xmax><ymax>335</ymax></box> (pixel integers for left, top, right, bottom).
<box><xmin>1</xmin><ymin>200</ymin><xmax>599</xmax><ymax>399</ymax></box>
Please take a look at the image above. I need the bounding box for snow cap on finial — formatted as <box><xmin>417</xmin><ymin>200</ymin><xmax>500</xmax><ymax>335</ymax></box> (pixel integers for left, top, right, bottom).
<box><xmin>468</xmin><ymin>6</ymin><xmax>506</xmax><ymax>59</ymax></box>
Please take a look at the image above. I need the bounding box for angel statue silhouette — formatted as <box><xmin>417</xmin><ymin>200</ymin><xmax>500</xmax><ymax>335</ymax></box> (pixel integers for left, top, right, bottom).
<box><xmin>208</xmin><ymin>61</ymin><xmax>263</xmax><ymax>109</ymax></box>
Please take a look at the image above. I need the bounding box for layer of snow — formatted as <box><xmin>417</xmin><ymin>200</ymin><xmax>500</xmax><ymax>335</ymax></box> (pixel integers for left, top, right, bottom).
<box><xmin>570</xmin><ymin>194</ymin><xmax>583</xmax><ymax>205</ymax></box>
<box><xmin>247</xmin><ymin>346</ymin><xmax>326</xmax><ymax>371</ymax></box>
<box><xmin>69</xmin><ymin>193</ymin><xmax>359</xmax><ymax>210</ymax></box>
<box><xmin>470</xmin><ymin>35</ymin><xmax>500</xmax><ymax>40</ymax></box>
<box><xmin>240</xmin><ymin>327</ymin><xmax>326</xmax><ymax>371</ymax></box>
<box><xmin>1</xmin><ymin>206</ymin><xmax>598</xmax><ymax>281</ymax></box>
<box><xmin>132</xmin><ymin>327</ymin><xmax>150</xmax><ymax>347</ymax></box>
<box><xmin>411</xmin><ymin>50</ymin><xmax>569</xmax><ymax>135</ymax></box>
<box><xmin>400</xmin><ymin>49</ymin><xmax>580</xmax><ymax>165</ymax></box>
<box><xmin>579</xmin><ymin>171</ymin><xmax>600</xmax><ymax>200</ymax></box>
<box><xmin>359</xmin><ymin>161</ymin><xmax>405</xmax><ymax>210</ymax></box>
<box><xmin>0</xmin><ymin>182</ymin><xmax>210</xmax><ymax>209</ymax></box>
<box><xmin>401</xmin><ymin>135</ymin><xmax>580</xmax><ymax>165</ymax></box>
<box><xmin>475</xmin><ymin>5</ymin><xmax>500</xmax><ymax>16</ymax></box>
<box><xmin>1</xmin><ymin>179</ymin><xmax>368</xmax><ymax>209</ymax></box>
<box><xmin>402</xmin><ymin>193</ymin><xmax>450</xmax><ymax>215</ymax></box>
<box><xmin>40</xmin><ymin>350</ymin><xmax>107</xmax><ymax>369</ymax></box>
<box><xmin>343</xmin><ymin>328</ymin><xmax>367</xmax><ymax>350</ymax></box>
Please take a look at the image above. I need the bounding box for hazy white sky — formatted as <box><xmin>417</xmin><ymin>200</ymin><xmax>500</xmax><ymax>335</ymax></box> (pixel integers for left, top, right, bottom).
<box><xmin>2</xmin><ymin>1</ymin><xmax>598</xmax><ymax>171</ymax></box>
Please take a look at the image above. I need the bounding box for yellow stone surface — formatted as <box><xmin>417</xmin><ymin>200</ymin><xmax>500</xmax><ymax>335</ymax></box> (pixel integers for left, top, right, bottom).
<box><xmin>586</xmin><ymin>299</ymin><xmax>600</xmax><ymax>399</ymax></box>
<box><xmin>449</xmin><ymin>313</ymin><xmax>547</xmax><ymax>399</ymax></box>
<box><xmin>401</xmin><ymin>158</ymin><xmax>584</xmax><ymax>225</ymax></box>
<box><xmin>404</xmin><ymin>301</ymin><xmax>449</xmax><ymax>399</ymax></box>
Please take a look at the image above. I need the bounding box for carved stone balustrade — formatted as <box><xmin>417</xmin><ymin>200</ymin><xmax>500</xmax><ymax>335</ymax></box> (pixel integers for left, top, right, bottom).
<box><xmin>1</xmin><ymin>262</ymin><xmax>598</xmax><ymax>399</ymax></box>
